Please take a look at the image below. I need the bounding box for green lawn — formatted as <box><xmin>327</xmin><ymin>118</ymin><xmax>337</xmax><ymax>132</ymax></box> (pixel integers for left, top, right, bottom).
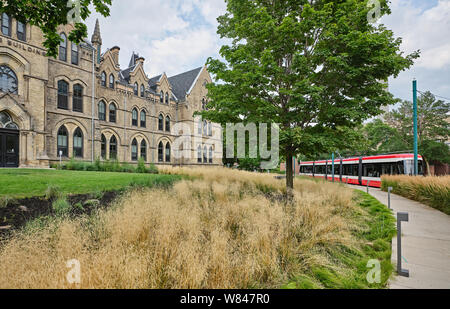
<box><xmin>0</xmin><ymin>169</ymin><xmax>181</xmax><ymax>199</ymax></box>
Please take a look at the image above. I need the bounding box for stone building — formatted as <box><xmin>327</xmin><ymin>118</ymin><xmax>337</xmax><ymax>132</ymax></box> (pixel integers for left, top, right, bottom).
<box><xmin>0</xmin><ymin>15</ymin><xmax>222</xmax><ymax>168</ymax></box>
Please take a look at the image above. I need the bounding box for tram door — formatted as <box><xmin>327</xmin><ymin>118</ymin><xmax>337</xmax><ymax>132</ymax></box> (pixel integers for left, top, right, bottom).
<box><xmin>0</xmin><ymin>129</ymin><xmax>19</xmax><ymax>168</ymax></box>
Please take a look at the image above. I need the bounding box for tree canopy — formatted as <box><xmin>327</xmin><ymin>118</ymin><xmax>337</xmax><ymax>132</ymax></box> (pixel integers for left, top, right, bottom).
<box><xmin>203</xmin><ymin>0</ymin><xmax>419</xmax><ymax>189</ymax></box>
<box><xmin>0</xmin><ymin>0</ymin><xmax>112</xmax><ymax>57</ymax></box>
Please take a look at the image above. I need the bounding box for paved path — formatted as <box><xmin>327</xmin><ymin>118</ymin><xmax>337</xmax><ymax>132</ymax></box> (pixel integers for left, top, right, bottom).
<box><xmin>351</xmin><ymin>185</ymin><xmax>450</xmax><ymax>289</ymax></box>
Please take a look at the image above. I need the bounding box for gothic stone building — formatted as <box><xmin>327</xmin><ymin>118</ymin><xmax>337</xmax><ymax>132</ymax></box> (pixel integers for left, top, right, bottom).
<box><xmin>0</xmin><ymin>16</ymin><xmax>221</xmax><ymax>168</ymax></box>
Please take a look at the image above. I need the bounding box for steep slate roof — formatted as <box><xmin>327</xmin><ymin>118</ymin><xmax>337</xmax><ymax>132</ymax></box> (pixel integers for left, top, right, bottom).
<box><xmin>148</xmin><ymin>74</ymin><xmax>162</xmax><ymax>90</ymax></box>
<box><xmin>167</xmin><ymin>67</ymin><xmax>202</xmax><ymax>101</ymax></box>
<box><xmin>128</xmin><ymin>52</ymin><xmax>140</xmax><ymax>68</ymax></box>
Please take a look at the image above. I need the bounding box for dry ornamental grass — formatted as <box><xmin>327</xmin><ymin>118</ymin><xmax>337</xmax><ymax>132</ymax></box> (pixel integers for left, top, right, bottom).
<box><xmin>0</xmin><ymin>168</ymin><xmax>384</xmax><ymax>289</ymax></box>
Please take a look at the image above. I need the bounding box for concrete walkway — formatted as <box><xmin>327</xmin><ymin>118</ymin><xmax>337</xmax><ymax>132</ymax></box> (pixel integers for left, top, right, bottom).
<box><xmin>352</xmin><ymin>185</ymin><xmax>450</xmax><ymax>289</ymax></box>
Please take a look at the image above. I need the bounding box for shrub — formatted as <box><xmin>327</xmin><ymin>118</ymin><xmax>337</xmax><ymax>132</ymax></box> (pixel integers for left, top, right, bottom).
<box><xmin>382</xmin><ymin>175</ymin><xmax>450</xmax><ymax>215</ymax></box>
<box><xmin>52</xmin><ymin>198</ymin><xmax>71</xmax><ymax>215</ymax></box>
<box><xmin>136</xmin><ymin>158</ymin><xmax>147</xmax><ymax>174</ymax></box>
<box><xmin>147</xmin><ymin>163</ymin><xmax>159</xmax><ymax>174</ymax></box>
<box><xmin>45</xmin><ymin>185</ymin><xmax>64</xmax><ymax>201</ymax></box>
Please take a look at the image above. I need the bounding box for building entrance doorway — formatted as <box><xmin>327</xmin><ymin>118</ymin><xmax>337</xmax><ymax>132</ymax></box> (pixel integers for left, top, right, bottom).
<box><xmin>0</xmin><ymin>111</ymin><xmax>20</xmax><ymax>168</ymax></box>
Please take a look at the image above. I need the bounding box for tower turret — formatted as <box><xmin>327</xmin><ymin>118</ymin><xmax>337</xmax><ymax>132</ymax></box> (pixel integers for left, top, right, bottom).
<box><xmin>91</xmin><ymin>19</ymin><xmax>102</xmax><ymax>64</ymax></box>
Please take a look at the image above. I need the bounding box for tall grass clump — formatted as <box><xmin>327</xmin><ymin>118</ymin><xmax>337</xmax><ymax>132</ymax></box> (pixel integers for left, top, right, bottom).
<box><xmin>56</xmin><ymin>158</ymin><xmax>159</xmax><ymax>174</ymax></box>
<box><xmin>0</xmin><ymin>168</ymin><xmax>394</xmax><ymax>289</ymax></box>
<box><xmin>382</xmin><ymin>175</ymin><xmax>450</xmax><ymax>215</ymax></box>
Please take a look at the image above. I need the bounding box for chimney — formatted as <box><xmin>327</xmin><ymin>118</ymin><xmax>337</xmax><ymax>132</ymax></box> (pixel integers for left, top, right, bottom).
<box><xmin>137</xmin><ymin>57</ymin><xmax>145</xmax><ymax>66</ymax></box>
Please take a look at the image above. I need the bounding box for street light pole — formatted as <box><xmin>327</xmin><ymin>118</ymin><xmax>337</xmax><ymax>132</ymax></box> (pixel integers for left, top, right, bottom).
<box><xmin>413</xmin><ymin>79</ymin><xmax>418</xmax><ymax>175</ymax></box>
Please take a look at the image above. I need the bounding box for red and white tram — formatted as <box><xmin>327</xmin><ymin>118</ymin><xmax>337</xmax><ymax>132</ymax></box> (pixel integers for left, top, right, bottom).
<box><xmin>299</xmin><ymin>154</ymin><xmax>424</xmax><ymax>188</ymax></box>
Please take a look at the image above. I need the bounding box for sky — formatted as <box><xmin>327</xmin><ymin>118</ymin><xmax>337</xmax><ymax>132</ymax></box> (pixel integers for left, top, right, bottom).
<box><xmin>87</xmin><ymin>0</ymin><xmax>450</xmax><ymax>103</ymax></box>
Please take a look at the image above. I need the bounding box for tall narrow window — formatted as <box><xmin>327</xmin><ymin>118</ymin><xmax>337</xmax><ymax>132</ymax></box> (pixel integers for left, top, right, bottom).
<box><xmin>109</xmin><ymin>74</ymin><xmax>115</xmax><ymax>89</ymax></box>
<box><xmin>208</xmin><ymin>122</ymin><xmax>212</xmax><ymax>136</ymax></box>
<box><xmin>109</xmin><ymin>103</ymin><xmax>117</xmax><ymax>123</ymax></box>
<box><xmin>140</xmin><ymin>84</ymin><xmax>145</xmax><ymax>98</ymax></box>
<box><xmin>57</xmin><ymin>80</ymin><xmax>69</xmax><ymax>109</ymax></box>
<box><xmin>203</xmin><ymin>146</ymin><xmax>207</xmax><ymax>163</ymax></box>
<box><xmin>165</xmin><ymin>143</ymin><xmax>171</xmax><ymax>163</ymax></box>
<box><xmin>202</xmin><ymin>98</ymin><xmax>206</xmax><ymax>110</ymax></box>
<box><xmin>71</xmin><ymin>43</ymin><xmax>79</xmax><ymax>65</ymax></box>
<box><xmin>132</xmin><ymin>108</ymin><xmax>138</xmax><ymax>126</ymax></box>
<box><xmin>134</xmin><ymin>83</ymin><xmax>138</xmax><ymax>96</ymax></box>
<box><xmin>209</xmin><ymin>147</ymin><xmax>213</xmax><ymax>164</ymax></box>
<box><xmin>158</xmin><ymin>114</ymin><xmax>164</xmax><ymax>131</ymax></box>
<box><xmin>73</xmin><ymin>128</ymin><xmax>83</xmax><ymax>158</ymax></box>
<box><xmin>165</xmin><ymin>116</ymin><xmax>171</xmax><ymax>132</ymax></box>
<box><xmin>140</xmin><ymin>140</ymin><xmax>147</xmax><ymax>161</ymax></box>
<box><xmin>17</xmin><ymin>21</ymin><xmax>26</xmax><ymax>41</ymax></box>
<box><xmin>110</xmin><ymin>135</ymin><xmax>117</xmax><ymax>160</ymax></box>
<box><xmin>101</xmin><ymin>72</ymin><xmax>106</xmax><ymax>87</ymax></box>
<box><xmin>131</xmin><ymin>138</ymin><xmax>138</xmax><ymax>161</ymax></box>
<box><xmin>98</xmin><ymin>101</ymin><xmax>106</xmax><ymax>121</ymax></box>
<box><xmin>59</xmin><ymin>33</ymin><xmax>67</xmax><ymax>62</ymax></box>
<box><xmin>203</xmin><ymin>120</ymin><xmax>207</xmax><ymax>136</ymax></box>
<box><xmin>73</xmin><ymin>84</ymin><xmax>83</xmax><ymax>112</ymax></box>
<box><xmin>158</xmin><ymin>142</ymin><xmax>164</xmax><ymax>162</ymax></box>
<box><xmin>1</xmin><ymin>13</ymin><xmax>11</xmax><ymax>36</ymax></box>
<box><xmin>101</xmin><ymin>134</ymin><xmax>106</xmax><ymax>159</ymax></box>
<box><xmin>160</xmin><ymin>91</ymin><xmax>164</xmax><ymax>103</ymax></box>
<box><xmin>197</xmin><ymin>146</ymin><xmax>202</xmax><ymax>163</ymax></box>
<box><xmin>140</xmin><ymin>110</ymin><xmax>146</xmax><ymax>128</ymax></box>
<box><xmin>57</xmin><ymin>126</ymin><xmax>68</xmax><ymax>157</ymax></box>
<box><xmin>0</xmin><ymin>65</ymin><xmax>18</xmax><ymax>94</ymax></box>
<box><xmin>198</xmin><ymin>118</ymin><xmax>202</xmax><ymax>135</ymax></box>
<box><xmin>165</xmin><ymin>93</ymin><xmax>169</xmax><ymax>104</ymax></box>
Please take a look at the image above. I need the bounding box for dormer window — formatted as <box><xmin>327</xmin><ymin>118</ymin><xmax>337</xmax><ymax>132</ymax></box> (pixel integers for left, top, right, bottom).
<box><xmin>101</xmin><ymin>72</ymin><xmax>106</xmax><ymax>87</ymax></box>
<box><xmin>59</xmin><ymin>33</ymin><xmax>67</xmax><ymax>62</ymax></box>
<box><xmin>160</xmin><ymin>91</ymin><xmax>164</xmax><ymax>103</ymax></box>
<box><xmin>71</xmin><ymin>43</ymin><xmax>79</xmax><ymax>65</ymax></box>
<box><xmin>140</xmin><ymin>84</ymin><xmax>145</xmax><ymax>98</ymax></box>
<box><xmin>165</xmin><ymin>93</ymin><xmax>169</xmax><ymax>104</ymax></box>
<box><xmin>134</xmin><ymin>83</ymin><xmax>138</xmax><ymax>96</ymax></box>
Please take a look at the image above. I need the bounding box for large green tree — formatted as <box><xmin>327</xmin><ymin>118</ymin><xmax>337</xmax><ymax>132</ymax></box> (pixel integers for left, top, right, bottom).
<box><xmin>0</xmin><ymin>0</ymin><xmax>112</xmax><ymax>58</ymax></box>
<box><xmin>386</xmin><ymin>91</ymin><xmax>450</xmax><ymax>164</ymax></box>
<box><xmin>203</xmin><ymin>0</ymin><xmax>418</xmax><ymax>190</ymax></box>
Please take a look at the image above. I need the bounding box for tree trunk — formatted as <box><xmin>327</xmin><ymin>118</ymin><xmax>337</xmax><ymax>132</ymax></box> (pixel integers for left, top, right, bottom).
<box><xmin>286</xmin><ymin>152</ymin><xmax>294</xmax><ymax>190</ymax></box>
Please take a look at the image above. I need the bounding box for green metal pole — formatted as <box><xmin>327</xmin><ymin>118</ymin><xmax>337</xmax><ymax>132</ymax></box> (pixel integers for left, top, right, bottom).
<box><xmin>413</xmin><ymin>79</ymin><xmax>418</xmax><ymax>176</ymax></box>
<box><xmin>332</xmin><ymin>153</ymin><xmax>335</xmax><ymax>182</ymax></box>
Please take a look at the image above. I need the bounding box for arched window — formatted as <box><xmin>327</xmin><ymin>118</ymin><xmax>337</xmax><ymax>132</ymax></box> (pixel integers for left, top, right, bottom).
<box><xmin>197</xmin><ymin>146</ymin><xmax>202</xmax><ymax>163</ymax></box>
<box><xmin>109</xmin><ymin>103</ymin><xmax>117</xmax><ymax>123</ymax></box>
<box><xmin>203</xmin><ymin>120</ymin><xmax>207</xmax><ymax>136</ymax></box>
<box><xmin>165</xmin><ymin>143</ymin><xmax>171</xmax><ymax>163</ymax></box>
<box><xmin>57</xmin><ymin>126</ymin><xmax>68</xmax><ymax>157</ymax></box>
<box><xmin>17</xmin><ymin>21</ymin><xmax>26</xmax><ymax>41</ymax></box>
<box><xmin>165</xmin><ymin>93</ymin><xmax>169</xmax><ymax>104</ymax></box>
<box><xmin>165</xmin><ymin>116</ymin><xmax>171</xmax><ymax>132</ymax></box>
<box><xmin>140</xmin><ymin>140</ymin><xmax>147</xmax><ymax>161</ymax></box>
<box><xmin>101</xmin><ymin>134</ymin><xmax>106</xmax><ymax>159</ymax></box>
<box><xmin>59</xmin><ymin>33</ymin><xmax>67</xmax><ymax>62</ymax></box>
<box><xmin>140</xmin><ymin>110</ymin><xmax>146</xmax><ymax>128</ymax></box>
<box><xmin>202</xmin><ymin>98</ymin><xmax>206</xmax><ymax>110</ymax></box>
<box><xmin>101</xmin><ymin>72</ymin><xmax>106</xmax><ymax>87</ymax></box>
<box><xmin>57</xmin><ymin>80</ymin><xmax>69</xmax><ymax>109</ymax></box>
<box><xmin>73</xmin><ymin>128</ymin><xmax>83</xmax><ymax>158</ymax></box>
<box><xmin>134</xmin><ymin>83</ymin><xmax>138</xmax><ymax>96</ymax></box>
<box><xmin>158</xmin><ymin>114</ymin><xmax>164</xmax><ymax>131</ymax></box>
<box><xmin>203</xmin><ymin>146</ymin><xmax>207</xmax><ymax>163</ymax></box>
<box><xmin>158</xmin><ymin>141</ymin><xmax>164</xmax><ymax>162</ymax></box>
<box><xmin>73</xmin><ymin>84</ymin><xmax>83</xmax><ymax>112</ymax></box>
<box><xmin>0</xmin><ymin>111</ymin><xmax>18</xmax><ymax>129</ymax></box>
<box><xmin>132</xmin><ymin>108</ymin><xmax>138</xmax><ymax>126</ymax></box>
<box><xmin>209</xmin><ymin>146</ymin><xmax>213</xmax><ymax>164</ymax></box>
<box><xmin>109</xmin><ymin>74</ymin><xmax>115</xmax><ymax>89</ymax></box>
<box><xmin>1</xmin><ymin>13</ymin><xmax>11</xmax><ymax>36</ymax></box>
<box><xmin>160</xmin><ymin>91</ymin><xmax>164</xmax><ymax>103</ymax></box>
<box><xmin>131</xmin><ymin>138</ymin><xmax>138</xmax><ymax>161</ymax></box>
<box><xmin>140</xmin><ymin>84</ymin><xmax>145</xmax><ymax>98</ymax></box>
<box><xmin>71</xmin><ymin>42</ymin><xmax>79</xmax><ymax>65</ymax></box>
<box><xmin>0</xmin><ymin>65</ymin><xmax>18</xmax><ymax>94</ymax></box>
<box><xmin>109</xmin><ymin>135</ymin><xmax>117</xmax><ymax>160</ymax></box>
<box><xmin>98</xmin><ymin>100</ymin><xmax>106</xmax><ymax>121</ymax></box>
<box><xmin>208</xmin><ymin>122</ymin><xmax>212</xmax><ymax>136</ymax></box>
